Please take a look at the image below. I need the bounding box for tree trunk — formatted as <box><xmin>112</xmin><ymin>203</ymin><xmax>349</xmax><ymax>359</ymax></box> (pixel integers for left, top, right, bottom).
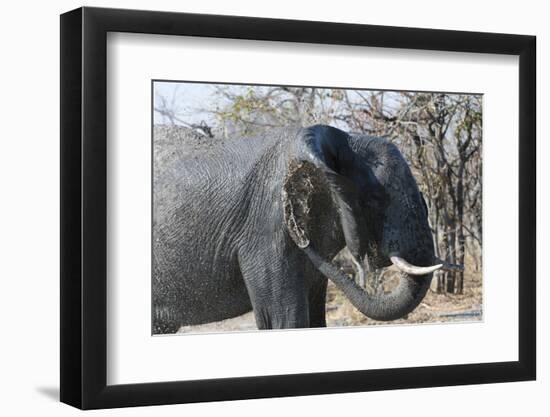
<box><xmin>437</xmin><ymin>220</ymin><xmax>449</xmax><ymax>293</ymax></box>
<box><xmin>445</xmin><ymin>227</ymin><xmax>456</xmax><ymax>294</ymax></box>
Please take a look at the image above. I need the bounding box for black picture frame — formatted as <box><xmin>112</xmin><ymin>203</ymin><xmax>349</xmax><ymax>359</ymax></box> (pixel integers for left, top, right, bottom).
<box><xmin>60</xmin><ymin>6</ymin><xmax>536</xmax><ymax>410</ymax></box>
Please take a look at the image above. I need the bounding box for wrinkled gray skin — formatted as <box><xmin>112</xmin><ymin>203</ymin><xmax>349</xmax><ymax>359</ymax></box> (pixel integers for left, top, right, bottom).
<box><xmin>153</xmin><ymin>125</ymin><xmax>434</xmax><ymax>333</ymax></box>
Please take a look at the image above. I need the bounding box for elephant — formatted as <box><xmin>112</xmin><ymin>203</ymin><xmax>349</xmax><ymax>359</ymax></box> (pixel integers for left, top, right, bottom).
<box><xmin>152</xmin><ymin>124</ymin><xmax>456</xmax><ymax>333</ymax></box>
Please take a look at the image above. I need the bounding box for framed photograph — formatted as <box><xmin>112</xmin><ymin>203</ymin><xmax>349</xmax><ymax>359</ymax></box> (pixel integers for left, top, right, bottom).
<box><xmin>60</xmin><ymin>6</ymin><xmax>536</xmax><ymax>409</ymax></box>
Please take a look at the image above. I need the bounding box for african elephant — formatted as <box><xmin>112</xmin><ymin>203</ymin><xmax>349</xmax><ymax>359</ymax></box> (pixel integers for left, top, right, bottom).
<box><xmin>153</xmin><ymin>124</ymin><xmax>453</xmax><ymax>333</ymax></box>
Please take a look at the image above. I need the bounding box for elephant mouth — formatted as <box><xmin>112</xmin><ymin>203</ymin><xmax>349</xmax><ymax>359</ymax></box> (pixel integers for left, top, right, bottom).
<box><xmin>362</xmin><ymin>254</ymin><xmax>391</xmax><ymax>272</ymax></box>
<box><xmin>351</xmin><ymin>250</ymin><xmax>463</xmax><ymax>291</ymax></box>
<box><xmin>360</xmin><ymin>236</ymin><xmax>463</xmax><ymax>277</ymax></box>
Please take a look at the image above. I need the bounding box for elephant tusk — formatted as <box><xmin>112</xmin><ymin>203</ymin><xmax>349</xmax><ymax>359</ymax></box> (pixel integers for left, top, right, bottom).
<box><xmin>350</xmin><ymin>256</ymin><xmax>366</xmax><ymax>287</ymax></box>
<box><xmin>390</xmin><ymin>255</ymin><xmax>443</xmax><ymax>276</ymax></box>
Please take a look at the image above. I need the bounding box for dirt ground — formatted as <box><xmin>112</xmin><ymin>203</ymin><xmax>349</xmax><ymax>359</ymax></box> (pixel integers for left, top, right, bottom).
<box><xmin>178</xmin><ymin>268</ymin><xmax>482</xmax><ymax>334</ymax></box>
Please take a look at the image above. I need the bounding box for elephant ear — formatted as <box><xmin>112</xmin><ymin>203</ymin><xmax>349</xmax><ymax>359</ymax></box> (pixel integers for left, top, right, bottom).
<box><xmin>282</xmin><ymin>125</ymin><xmax>367</xmax><ymax>259</ymax></box>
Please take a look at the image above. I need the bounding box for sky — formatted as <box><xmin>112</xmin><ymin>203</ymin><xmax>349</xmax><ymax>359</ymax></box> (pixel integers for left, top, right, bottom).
<box><xmin>153</xmin><ymin>81</ymin><xmax>218</xmax><ymax>126</ymax></box>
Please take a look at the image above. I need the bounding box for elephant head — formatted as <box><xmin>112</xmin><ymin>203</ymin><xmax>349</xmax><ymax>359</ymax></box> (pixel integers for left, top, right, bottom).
<box><xmin>283</xmin><ymin>125</ymin><xmax>456</xmax><ymax>321</ymax></box>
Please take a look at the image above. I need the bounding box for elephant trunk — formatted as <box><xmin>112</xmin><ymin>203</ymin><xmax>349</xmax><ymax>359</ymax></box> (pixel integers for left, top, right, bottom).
<box><xmin>303</xmin><ymin>246</ymin><xmax>432</xmax><ymax>321</ymax></box>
